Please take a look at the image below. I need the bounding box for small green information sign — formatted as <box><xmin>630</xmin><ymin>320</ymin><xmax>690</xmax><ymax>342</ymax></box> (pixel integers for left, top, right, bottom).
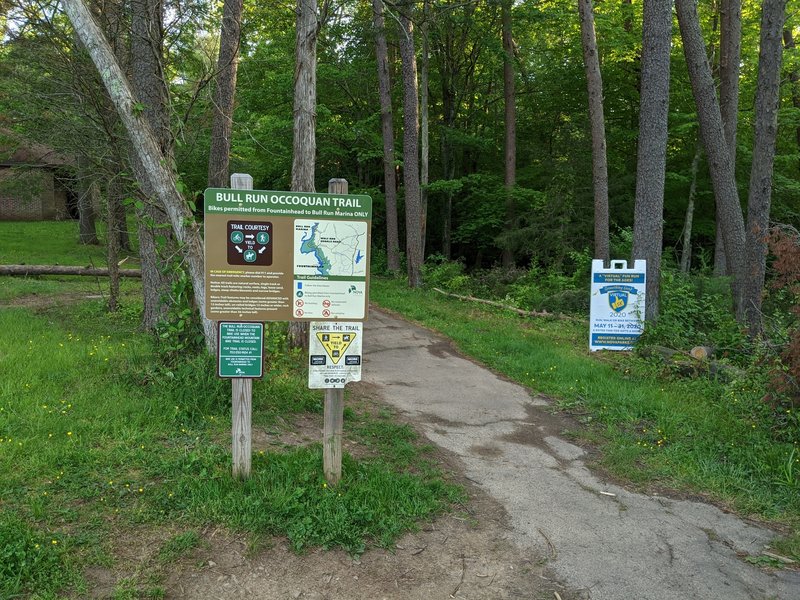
<box><xmin>218</xmin><ymin>322</ymin><xmax>264</xmax><ymax>378</ymax></box>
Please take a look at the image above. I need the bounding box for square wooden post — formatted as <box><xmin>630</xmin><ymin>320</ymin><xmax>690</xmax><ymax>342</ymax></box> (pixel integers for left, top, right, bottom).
<box><xmin>231</xmin><ymin>173</ymin><xmax>254</xmax><ymax>479</ymax></box>
<box><xmin>322</xmin><ymin>178</ymin><xmax>348</xmax><ymax>485</ymax></box>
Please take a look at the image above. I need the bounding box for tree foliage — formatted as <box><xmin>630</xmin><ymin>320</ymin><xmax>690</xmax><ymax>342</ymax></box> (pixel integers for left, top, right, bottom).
<box><xmin>0</xmin><ymin>0</ymin><xmax>798</xmax><ymax>331</ymax></box>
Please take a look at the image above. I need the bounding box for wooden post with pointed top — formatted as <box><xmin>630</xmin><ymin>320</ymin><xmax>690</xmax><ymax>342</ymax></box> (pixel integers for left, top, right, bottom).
<box><xmin>322</xmin><ymin>178</ymin><xmax>348</xmax><ymax>485</ymax></box>
<box><xmin>231</xmin><ymin>173</ymin><xmax>254</xmax><ymax>479</ymax></box>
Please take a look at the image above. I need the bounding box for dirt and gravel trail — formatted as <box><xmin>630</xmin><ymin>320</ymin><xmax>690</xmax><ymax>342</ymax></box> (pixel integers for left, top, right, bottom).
<box><xmin>159</xmin><ymin>307</ymin><xmax>798</xmax><ymax>599</ymax></box>
<box><xmin>360</xmin><ymin>308</ymin><xmax>800</xmax><ymax>600</ymax></box>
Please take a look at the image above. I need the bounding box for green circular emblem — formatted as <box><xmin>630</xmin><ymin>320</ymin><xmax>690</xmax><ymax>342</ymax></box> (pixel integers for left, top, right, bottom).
<box><xmin>230</xmin><ymin>230</ymin><xmax>244</xmax><ymax>244</ymax></box>
<box><xmin>256</xmin><ymin>231</ymin><xmax>270</xmax><ymax>245</ymax></box>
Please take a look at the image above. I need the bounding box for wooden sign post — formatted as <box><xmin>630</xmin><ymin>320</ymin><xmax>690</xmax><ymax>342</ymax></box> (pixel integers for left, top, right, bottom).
<box><xmin>204</xmin><ymin>175</ymin><xmax>370</xmax><ymax>483</ymax></box>
<box><xmin>230</xmin><ymin>173</ymin><xmax>254</xmax><ymax>479</ymax></box>
<box><xmin>322</xmin><ymin>178</ymin><xmax>347</xmax><ymax>485</ymax></box>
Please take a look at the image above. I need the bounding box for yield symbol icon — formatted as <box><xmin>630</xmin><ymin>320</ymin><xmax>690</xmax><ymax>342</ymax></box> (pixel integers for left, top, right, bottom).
<box><xmin>316</xmin><ymin>332</ymin><xmax>355</xmax><ymax>365</ymax></box>
<box><xmin>226</xmin><ymin>220</ymin><xmax>273</xmax><ymax>266</ymax></box>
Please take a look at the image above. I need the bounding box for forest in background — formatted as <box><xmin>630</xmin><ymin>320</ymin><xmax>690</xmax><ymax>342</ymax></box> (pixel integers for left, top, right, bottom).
<box><xmin>1</xmin><ymin>1</ymin><xmax>799</xmax><ymax>365</ymax></box>
<box><xmin>180</xmin><ymin>1</ymin><xmax>798</xmax><ymax>273</ymax></box>
<box><xmin>1</xmin><ymin>1</ymin><xmax>797</xmax><ymax>268</ymax></box>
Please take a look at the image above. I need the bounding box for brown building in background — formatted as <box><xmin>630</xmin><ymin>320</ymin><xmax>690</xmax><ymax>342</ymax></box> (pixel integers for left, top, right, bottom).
<box><xmin>0</xmin><ymin>129</ymin><xmax>76</xmax><ymax>221</ymax></box>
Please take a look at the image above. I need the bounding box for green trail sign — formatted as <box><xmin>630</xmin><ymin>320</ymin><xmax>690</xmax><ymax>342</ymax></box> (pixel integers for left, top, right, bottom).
<box><xmin>218</xmin><ymin>322</ymin><xmax>264</xmax><ymax>378</ymax></box>
<box><xmin>203</xmin><ymin>188</ymin><xmax>372</xmax><ymax>322</ymax></box>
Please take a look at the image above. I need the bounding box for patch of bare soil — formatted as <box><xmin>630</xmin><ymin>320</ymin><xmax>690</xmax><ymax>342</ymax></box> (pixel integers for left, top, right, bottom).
<box><xmin>161</xmin><ymin>486</ymin><xmax>577</xmax><ymax>600</ymax></box>
<box><xmin>83</xmin><ymin>383</ymin><xmax>583</xmax><ymax>599</ymax></box>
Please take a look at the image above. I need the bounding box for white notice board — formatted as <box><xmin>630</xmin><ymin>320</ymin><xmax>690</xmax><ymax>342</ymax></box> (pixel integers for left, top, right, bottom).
<box><xmin>590</xmin><ymin>259</ymin><xmax>646</xmax><ymax>351</ymax></box>
<box><xmin>308</xmin><ymin>322</ymin><xmax>363</xmax><ymax>389</ymax></box>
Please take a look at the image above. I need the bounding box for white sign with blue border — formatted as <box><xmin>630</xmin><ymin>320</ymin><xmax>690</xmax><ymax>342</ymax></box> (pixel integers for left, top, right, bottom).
<box><xmin>589</xmin><ymin>259</ymin><xmax>646</xmax><ymax>351</ymax></box>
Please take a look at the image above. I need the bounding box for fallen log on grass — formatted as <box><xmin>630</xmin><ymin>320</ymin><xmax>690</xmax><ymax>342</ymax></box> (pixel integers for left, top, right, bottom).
<box><xmin>639</xmin><ymin>344</ymin><xmax>745</xmax><ymax>382</ymax></box>
<box><xmin>690</xmin><ymin>345</ymin><xmax>714</xmax><ymax>360</ymax></box>
<box><xmin>0</xmin><ymin>264</ymin><xmax>142</xmax><ymax>278</ymax></box>
<box><xmin>432</xmin><ymin>287</ymin><xmax>582</xmax><ymax>322</ymax></box>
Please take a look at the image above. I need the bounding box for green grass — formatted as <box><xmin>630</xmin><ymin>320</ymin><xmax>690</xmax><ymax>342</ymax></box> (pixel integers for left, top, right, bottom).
<box><xmin>156</xmin><ymin>531</ymin><xmax>202</xmax><ymax>564</ymax></box>
<box><xmin>0</xmin><ymin>296</ymin><xmax>460</xmax><ymax>592</ymax></box>
<box><xmin>152</xmin><ymin>444</ymin><xmax>460</xmax><ymax>555</ymax></box>
<box><xmin>0</xmin><ymin>220</ymin><xmax>142</xmax><ymax>306</ymax></box>
<box><xmin>773</xmin><ymin>530</ymin><xmax>800</xmax><ymax>562</ymax></box>
<box><xmin>4</xmin><ymin>219</ymin><xmax>797</xmax><ymax>596</ymax></box>
<box><xmin>0</xmin><ymin>511</ymin><xmax>77</xmax><ymax>599</ymax></box>
<box><xmin>370</xmin><ymin>277</ymin><xmax>800</xmax><ymax>530</ymax></box>
<box><xmin>0</xmin><ymin>220</ymin><xmax>116</xmax><ymax>266</ymax></box>
<box><xmin>0</xmin><ymin>224</ymin><xmax>463</xmax><ymax>597</ymax></box>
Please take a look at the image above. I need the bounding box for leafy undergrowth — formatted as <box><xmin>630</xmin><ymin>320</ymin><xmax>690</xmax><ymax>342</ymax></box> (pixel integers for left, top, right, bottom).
<box><xmin>0</xmin><ymin>296</ymin><xmax>461</xmax><ymax>597</ymax></box>
<box><xmin>370</xmin><ymin>277</ymin><xmax>800</xmax><ymax>539</ymax></box>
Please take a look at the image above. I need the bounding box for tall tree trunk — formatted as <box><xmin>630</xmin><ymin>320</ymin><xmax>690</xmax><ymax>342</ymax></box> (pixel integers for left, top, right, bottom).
<box><xmin>713</xmin><ymin>207</ymin><xmax>728</xmax><ymax>274</ymax></box>
<box><xmin>432</xmin><ymin>1</ymin><xmax>481</xmax><ymax>261</ymax></box>
<box><xmin>207</xmin><ymin>0</ymin><xmax>244</xmax><ymax>188</ymax></box>
<box><xmin>578</xmin><ymin>0</ymin><xmax>609</xmax><ymax>265</ymax></box>
<box><xmin>714</xmin><ymin>0</ymin><xmax>741</xmax><ymax>276</ymax></box>
<box><xmin>105</xmin><ymin>177</ymin><xmax>121</xmax><ymax>312</ymax></box>
<box><xmin>92</xmin><ymin>0</ymin><xmax>131</xmax><ymax>255</ymax></box>
<box><xmin>676</xmin><ymin>0</ymin><xmax>747</xmax><ymax>321</ymax></box>
<box><xmin>743</xmin><ymin>0</ymin><xmax>787</xmax><ymax>335</ymax></box>
<box><xmin>77</xmin><ymin>157</ymin><xmax>98</xmax><ymax>245</ymax></box>
<box><xmin>398</xmin><ymin>2</ymin><xmax>423</xmax><ymax>288</ymax></box>
<box><xmin>289</xmin><ymin>0</ymin><xmax>319</xmax><ymax>349</ymax></box>
<box><xmin>292</xmin><ymin>0</ymin><xmax>318</xmax><ymax>194</ymax></box>
<box><xmin>624</xmin><ymin>0</ymin><xmax>641</xmax><ymax>139</ymax></box>
<box><xmin>109</xmin><ymin>155</ymin><xmax>131</xmax><ymax>251</ymax></box>
<box><xmin>62</xmin><ymin>0</ymin><xmax>216</xmax><ymax>352</ymax></box>
<box><xmin>130</xmin><ymin>0</ymin><xmax>174</xmax><ymax>331</ymax></box>
<box><xmin>631</xmin><ymin>0</ymin><xmax>672</xmax><ymax>322</ymax></box>
<box><xmin>784</xmin><ymin>28</ymin><xmax>800</xmax><ymax>170</ymax></box>
<box><xmin>437</xmin><ymin>12</ymin><xmax>461</xmax><ymax>262</ymax></box>
<box><xmin>71</xmin><ymin>15</ymin><xmax>98</xmax><ymax>247</ymax></box>
<box><xmin>440</xmin><ymin>74</ymin><xmax>456</xmax><ymax>260</ymax></box>
<box><xmin>372</xmin><ymin>0</ymin><xmax>401</xmax><ymax>274</ymax></box>
<box><xmin>719</xmin><ymin>0</ymin><xmax>741</xmax><ymax>162</ymax></box>
<box><xmin>501</xmin><ymin>0</ymin><xmax>517</xmax><ymax>268</ymax></box>
<box><xmin>420</xmin><ymin>0</ymin><xmax>430</xmax><ymax>259</ymax></box>
<box><xmin>681</xmin><ymin>140</ymin><xmax>702</xmax><ymax>273</ymax></box>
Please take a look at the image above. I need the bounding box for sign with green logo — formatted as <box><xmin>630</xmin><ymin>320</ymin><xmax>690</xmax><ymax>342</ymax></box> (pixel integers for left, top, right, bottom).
<box><xmin>204</xmin><ymin>189</ymin><xmax>372</xmax><ymax>322</ymax></box>
<box><xmin>218</xmin><ymin>322</ymin><xmax>264</xmax><ymax>378</ymax></box>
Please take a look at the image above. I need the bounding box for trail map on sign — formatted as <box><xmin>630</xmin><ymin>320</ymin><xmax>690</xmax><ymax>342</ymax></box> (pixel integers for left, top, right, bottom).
<box><xmin>316</xmin><ymin>332</ymin><xmax>356</xmax><ymax>365</ymax></box>
<box><xmin>295</xmin><ymin>220</ymin><xmax>368</xmax><ymax>277</ymax></box>
<box><xmin>204</xmin><ymin>188</ymin><xmax>372</xmax><ymax>321</ymax></box>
